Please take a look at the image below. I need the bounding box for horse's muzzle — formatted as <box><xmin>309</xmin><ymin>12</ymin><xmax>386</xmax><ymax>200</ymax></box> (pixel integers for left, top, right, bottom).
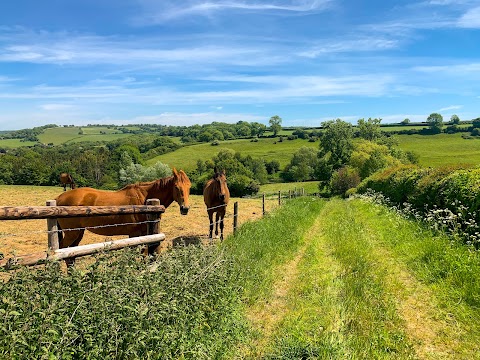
<box><xmin>180</xmin><ymin>205</ymin><xmax>190</xmax><ymax>215</ymax></box>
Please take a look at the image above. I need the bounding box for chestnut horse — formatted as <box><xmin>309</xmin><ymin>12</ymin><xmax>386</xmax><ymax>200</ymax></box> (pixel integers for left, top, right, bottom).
<box><xmin>203</xmin><ymin>168</ymin><xmax>230</xmax><ymax>240</ymax></box>
<box><xmin>55</xmin><ymin>169</ymin><xmax>191</xmax><ymax>250</ymax></box>
<box><xmin>60</xmin><ymin>173</ymin><xmax>76</xmax><ymax>191</ymax></box>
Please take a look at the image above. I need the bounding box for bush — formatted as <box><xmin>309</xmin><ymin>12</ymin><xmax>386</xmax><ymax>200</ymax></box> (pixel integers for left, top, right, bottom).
<box><xmin>330</xmin><ymin>166</ymin><xmax>361</xmax><ymax>197</ymax></box>
<box><xmin>228</xmin><ymin>174</ymin><xmax>260</xmax><ymax>197</ymax></box>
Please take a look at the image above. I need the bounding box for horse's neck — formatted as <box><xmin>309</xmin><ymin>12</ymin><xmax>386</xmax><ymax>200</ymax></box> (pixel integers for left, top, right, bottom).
<box><xmin>147</xmin><ymin>177</ymin><xmax>174</xmax><ymax>207</ymax></box>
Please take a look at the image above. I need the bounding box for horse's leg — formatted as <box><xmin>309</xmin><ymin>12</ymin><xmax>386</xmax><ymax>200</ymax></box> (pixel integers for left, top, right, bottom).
<box><xmin>59</xmin><ymin>229</ymin><xmax>85</xmax><ymax>267</ymax></box>
<box><xmin>63</xmin><ymin>184</ymin><xmax>66</xmax><ymax>191</ymax></box>
<box><xmin>215</xmin><ymin>212</ymin><xmax>220</xmax><ymax>238</ymax></box>
<box><xmin>219</xmin><ymin>214</ymin><xmax>224</xmax><ymax>241</ymax></box>
<box><xmin>208</xmin><ymin>211</ymin><xmax>214</xmax><ymax>239</ymax></box>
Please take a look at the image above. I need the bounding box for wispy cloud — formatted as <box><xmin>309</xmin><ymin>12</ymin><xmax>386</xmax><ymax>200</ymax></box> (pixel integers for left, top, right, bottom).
<box><xmin>438</xmin><ymin>105</ymin><xmax>463</xmax><ymax>112</ymax></box>
<box><xmin>458</xmin><ymin>6</ymin><xmax>480</xmax><ymax>28</ymax></box>
<box><xmin>136</xmin><ymin>0</ymin><xmax>332</xmax><ymax>23</ymax></box>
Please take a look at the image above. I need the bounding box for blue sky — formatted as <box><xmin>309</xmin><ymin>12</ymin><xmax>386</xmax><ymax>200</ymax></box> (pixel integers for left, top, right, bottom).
<box><xmin>0</xmin><ymin>0</ymin><xmax>479</xmax><ymax>130</ymax></box>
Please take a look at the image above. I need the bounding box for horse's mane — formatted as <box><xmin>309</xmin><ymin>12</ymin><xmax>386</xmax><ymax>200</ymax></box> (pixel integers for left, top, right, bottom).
<box><xmin>119</xmin><ymin>170</ymin><xmax>191</xmax><ymax>191</ymax></box>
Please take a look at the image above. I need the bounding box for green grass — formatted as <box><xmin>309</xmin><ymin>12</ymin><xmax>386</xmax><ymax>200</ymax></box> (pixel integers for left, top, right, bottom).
<box><xmin>264</xmin><ymin>198</ymin><xmax>480</xmax><ymax>358</ymax></box>
<box><xmin>396</xmin><ymin>132</ymin><xmax>480</xmax><ymax>167</ymax></box>
<box><xmin>259</xmin><ymin>181</ymin><xmax>320</xmax><ymax>195</ymax></box>
<box><xmin>0</xmin><ymin>139</ymin><xmax>38</xmax><ymax>148</ymax></box>
<box><xmin>38</xmin><ymin>127</ymin><xmax>131</xmax><ymax>145</ymax></box>
<box><xmin>146</xmin><ymin>138</ymin><xmax>317</xmax><ymax>171</ymax></box>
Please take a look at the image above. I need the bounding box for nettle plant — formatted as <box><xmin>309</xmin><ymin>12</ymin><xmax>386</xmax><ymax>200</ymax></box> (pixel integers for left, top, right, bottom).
<box><xmin>356</xmin><ymin>189</ymin><xmax>480</xmax><ymax>247</ymax></box>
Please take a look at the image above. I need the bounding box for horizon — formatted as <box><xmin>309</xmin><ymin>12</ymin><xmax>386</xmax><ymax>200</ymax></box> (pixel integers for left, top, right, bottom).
<box><xmin>0</xmin><ymin>1</ymin><xmax>479</xmax><ymax>131</ymax></box>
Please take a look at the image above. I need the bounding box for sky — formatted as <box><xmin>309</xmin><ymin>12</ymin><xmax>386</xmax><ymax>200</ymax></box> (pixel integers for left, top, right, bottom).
<box><xmin>0</xmin><ymin>0</ymin><xmax>479</xmax><ymax>130</ymax></box>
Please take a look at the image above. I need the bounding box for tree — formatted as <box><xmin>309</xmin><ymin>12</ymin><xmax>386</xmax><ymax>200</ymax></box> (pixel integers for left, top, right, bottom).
<box><xmin>282</xmin><ymin>147</ymin><xmax>319</xmax><ymax>182</ymax></box>
<box><xmin>357</xmin><ymin>117</ymin><xmax>382</xmax><ymax>141</ymax></box>
<box><xmin>319</xmin><ymin>119</ymin><xmax>354</xmax><ymax>170</ymax></box>
<box><xmin>426</xmin><ymin>113</ymin><xmax>444</xmax><ymax>133</ymax></box>
<box><xmin>401</xmin><ymin>118</ymin><xmax>410</xmax><ymax>125</ymax></box>
<box><xmin>269</xmin><ymin>115</ymin><xmax>282</xmax><ymax>136</ymax></box>
<box><xmin>450</xmin><ymin>114</ymin><xmax>460</xmax><ymax>125</ymax></box>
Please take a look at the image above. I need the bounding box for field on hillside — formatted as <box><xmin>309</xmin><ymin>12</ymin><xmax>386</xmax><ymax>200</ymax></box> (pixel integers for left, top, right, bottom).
<box><xmin>0</xmin><ymin>185</ymin><xmax>272</xmax><ymax>257</ymax></box>
<box><xmin>259</xmin><ymin>181</ymin><xmax>320</xmax><ymax>195</ymax></box>
<box><xmin>147</xmin><ymin>137</ymin><xmax>317</xmax><ymax>170</ymax></box>
<box><xmin>38</xmin><ymin>126</ymin><xmax>131</xmax><ymax>144</ymax></box>
<box><xmin>396</xmin><ymin>133</ymin><xmax>480</xmax><ymax>167</ymax></box>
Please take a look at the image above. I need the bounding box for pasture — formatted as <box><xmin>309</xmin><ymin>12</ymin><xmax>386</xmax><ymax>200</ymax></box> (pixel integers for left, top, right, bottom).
<box><xmin>396</xmin><ymin>133</ymin><xmax>480</xmax><ymax>167</ymax></box>
<box><xmin>147</xmin><ymin>137</ymin><xmax>317</xmax><ymax>171</ymax></box>
<box><xmin>37</xmin><ymin>126</ymin><xmax>131</xmax><ymax>145</ymax></box>
<box><xmin>0</xmin><ymin>185</ymin><xmax>268</xmax><ymax>257</ymax></box>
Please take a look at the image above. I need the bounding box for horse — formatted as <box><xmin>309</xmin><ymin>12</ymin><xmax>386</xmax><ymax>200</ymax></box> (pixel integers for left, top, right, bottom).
<box><xmin>55</xmin><ymin>168</ymin><xmax>191</xmax><ymax>254</ymax></box>
<box><xmin>203</xmin><ymin>168</ymin><xmax>230</xmax><ymax>240</ymax></box>
<box><xmin>60</xmin><ymin>173</ymin><xmax>76</xmax><ymax>191</ymax></box>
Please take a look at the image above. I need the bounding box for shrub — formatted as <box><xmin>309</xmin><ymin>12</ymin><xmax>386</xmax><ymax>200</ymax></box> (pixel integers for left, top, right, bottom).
<box><xmin>330</xmin><ymin>166</ymin><xmax>361</xmax><ymax>197</ymax></box>
<box><xmin>228</xmin><ymin>174</ymin><xmax>260</xmax><ymax>197</ymax></box>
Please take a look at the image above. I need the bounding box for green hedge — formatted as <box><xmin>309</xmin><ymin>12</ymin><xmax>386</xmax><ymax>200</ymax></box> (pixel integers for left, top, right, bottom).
<box><xmin>357</xmin><ymin>164</ymin><xmax>480</xmax><ymax>222</ymax></box>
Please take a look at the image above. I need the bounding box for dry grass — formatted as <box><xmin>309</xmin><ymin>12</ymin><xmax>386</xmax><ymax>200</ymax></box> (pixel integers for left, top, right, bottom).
<box><xmin>0</xmin><ymin>185</ymin><xmax>274</xmax><ymax>257</ymax></box>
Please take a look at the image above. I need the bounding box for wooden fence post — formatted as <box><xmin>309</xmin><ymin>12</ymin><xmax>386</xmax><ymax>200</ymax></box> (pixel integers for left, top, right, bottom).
<box><xmin>146</xmin><ymin>198</ymin><xmax>161</xmax><ymax>254</ymax></box>
<box><xmin>262</xmin><ymin>193</ymin><xmax>266</xmax><ymax>216</ymax></box>
<box><xmin>289</xmin><ymin>190</ymin><xmax>292</xmax><ymax>199</ymax></box>
<box><xmin>233</xmin><ymin>202</ymin><xmax>238</xmax><ymax>234</ymax></box>
<box><xmin>46</xmin><ymin>200</ymin><xmax>59</xmax><ymax>251</ymax></box>
<box><xmin>278</xmin><ymin>190</ymin><xmax>281</xmax><ymax>206</ymax></box>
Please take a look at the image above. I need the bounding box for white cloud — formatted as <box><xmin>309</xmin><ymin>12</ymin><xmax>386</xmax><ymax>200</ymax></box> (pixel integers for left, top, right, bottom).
<box><xmin>458</xmin><ymin>6</ymin><xmax>480</xmax><ymax>28</ymax></box>
<box><xmin>136</xmin><ymin>0</ymin><xmax>332</xmax><ymax>22</ymax></box>
<box><xmin>438</xmin><ymin>105</ymin><xmax>462</xmax><ymax>112</ymax></box>
<box><xmin>39</xmin><ymin>103</ymin><xmax>76</xmax><ymax>111</ymax></box>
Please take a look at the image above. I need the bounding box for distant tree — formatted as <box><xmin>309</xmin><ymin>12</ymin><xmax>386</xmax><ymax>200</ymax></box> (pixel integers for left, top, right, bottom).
<box><xmin>401</xmin><ymin>118</ymin><xmax>410</xmax><ymax>125</ymax></box>
<box><xmin>472</xmin><ymin>118</ymin><xmax>480</xmax><ymax>128</ymax></box>
<box><xmin>250</xmin><ymin>122</ymin><xmax>267</xmax><ymax>137</ymax></box>
<box><xmin>450</xmin><ymin>114</ymin><xmax>460</xmax><ymax>125</ymax></box>
<box><xmin>269</xmin><ymin>115</ymin><xmax>282</xmax><ymax>136</ymax></box>
<box><xmin>282</xmin><ymin>147</ymin><xmax>319</xmax><ymax>182</ymax></box>
<box><xmin>426</xmin><ymin>113</ymin><xmax>444</xmax><ymax>133</ymax></box>
<box><xmin>319</xmin><ymin>119</ymin><xmax>354</xmax><ymax>170</ymax></box>
<box><xmin>357</xmin><ymin>118</ymin><xmax>382</xmax><ymax>141</ymax></box>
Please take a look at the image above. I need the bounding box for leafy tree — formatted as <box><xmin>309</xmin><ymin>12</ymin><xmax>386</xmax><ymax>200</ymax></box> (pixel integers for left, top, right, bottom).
<box><xmin>319</xmin><ymin>119</ymin><xmax>354</xmax><ymax>170</ymax></box>
<box><xmin>401</xmin><ymin>118</ymin><xmax>410</xmax><ymax>125</ymax></box>
<box><xmin>265</xmin><ymin>160</ymin><xmax>280</xmax><ymax>174</ymax></box>
<box><xmin>269</xmin><ymin>115</ymin><xmax>282</xmax><ymax>136</ymax></box>
<box><xmin>426</xmin><ymin>113</ymin><xmax>444</xmax><ymax>133</ymax></box>
<box><xmin>282</xmin><ymin>147</ymin><xmax>319</xmax><ymax>182</ymax></box>
<box><xmin>357</xmin><ymin>117</ymin><xmax>382</xmax><ymax>141</ymax></box>
<box><xmin>450</xmin><ymin>114</ymin><xmax>460</xmax><ymax>125</ymax></box>
<box><xmin>472</xmin><ymin>118</ymin><xmax>480</xmax><ymax>128</ymax></box>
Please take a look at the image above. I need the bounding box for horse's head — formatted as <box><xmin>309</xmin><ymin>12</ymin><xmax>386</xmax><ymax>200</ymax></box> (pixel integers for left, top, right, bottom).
<box><xmin>213</xmin><ymin>167</ymin><xmax>229</xmax><ymax>203</ymax></box>
<box><xmin>172</xmin><ymin>168</ymin><xmax>191</xmax><ymax>215</ymax></box>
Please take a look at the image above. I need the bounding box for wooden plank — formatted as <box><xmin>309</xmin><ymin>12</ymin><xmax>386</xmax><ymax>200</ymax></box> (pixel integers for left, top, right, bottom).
<box><xmin>0</xmin><ymin>204</ymin><xmax>165</xmax><ymax>220</ymax></box>
<box><xmin>0</xmin><ymin>233</ymin><xmax>166</xmax><ymax>269</ymax></box>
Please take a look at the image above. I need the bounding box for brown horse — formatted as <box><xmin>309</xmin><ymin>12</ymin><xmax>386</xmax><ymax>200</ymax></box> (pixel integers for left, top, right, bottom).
<box><xmin>55</xmin><ymin>169</ymin><xmax>191</xmax><ymax>251</ymax></box>
<box><xmin>203</xmin><ymin>168</ymin><xmax>230</xmax><ymax>240</ymax></box>
<box><xmin>60</xmin><ymin>173</ymin><xmax>76</xmax><ymax>191</ymax></box>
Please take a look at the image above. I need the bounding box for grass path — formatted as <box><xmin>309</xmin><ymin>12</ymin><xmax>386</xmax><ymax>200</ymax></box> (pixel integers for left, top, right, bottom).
<box><xmin>242</xmin><ymin>198</ymin><xmax>480</xmax><ymax>359</ymax></box>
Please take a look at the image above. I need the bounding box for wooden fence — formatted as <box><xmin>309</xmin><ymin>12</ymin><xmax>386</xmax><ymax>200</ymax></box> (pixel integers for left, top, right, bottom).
<box><xmin>0</xmin><ymin>198</ymin><xmax>165</xmax><ymax>269</ymax></box>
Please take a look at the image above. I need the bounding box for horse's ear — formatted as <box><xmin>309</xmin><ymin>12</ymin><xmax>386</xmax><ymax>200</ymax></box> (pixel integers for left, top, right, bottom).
<box><xmin>214</xmin><ymin>166</ymin><xmax>218</xmax><ymax>174</ymax></box>
<box><xmin>172</xmin><ymin>168</ymin><xmax>178</xmax><ymax>178</ymax></box>
<box><xmin>222</xmin><ymin>169</ymin><xmax>226</xmax><ymax>175</ymax></box>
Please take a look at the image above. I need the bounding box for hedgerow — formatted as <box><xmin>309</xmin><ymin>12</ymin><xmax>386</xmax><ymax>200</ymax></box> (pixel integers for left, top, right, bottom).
<box><xmin>0</xmin><ymin>246</ymin><xmax>246</xmax><ymax>359</ymax></box>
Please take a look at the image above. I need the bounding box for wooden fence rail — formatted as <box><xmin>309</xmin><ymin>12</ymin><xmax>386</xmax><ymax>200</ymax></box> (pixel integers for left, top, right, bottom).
<box><xmin>0</xmin><ymin>198</ymin><xmax>165</xmax><ymax>269</ymax></box>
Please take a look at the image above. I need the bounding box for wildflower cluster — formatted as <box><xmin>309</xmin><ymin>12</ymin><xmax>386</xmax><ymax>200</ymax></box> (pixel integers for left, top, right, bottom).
<box><xmin>355</xmin><ymin>189</ymin><xmax>480</xmax><ymax>247</ymax></box>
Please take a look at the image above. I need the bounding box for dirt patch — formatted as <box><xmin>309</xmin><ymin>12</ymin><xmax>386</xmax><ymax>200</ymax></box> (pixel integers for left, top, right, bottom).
<box><xmin>0</xmin><ymin>186</ymin><xmax>277</xmax><ymax>257</ymax></box>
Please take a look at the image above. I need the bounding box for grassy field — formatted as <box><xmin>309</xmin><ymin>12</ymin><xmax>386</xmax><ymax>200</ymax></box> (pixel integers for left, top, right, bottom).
<box><xmin>146</xmin><ymin>137</ymin><xmax>317</xmax><ymax>170</ymax></box>
<box><xmin>259</xmin><ymin>181</ymin><xmax>320</xmax><ymax>195</ymax></box>
<box><xmin>396</xmin><ymin>133</ymin><xmax>480</xmax><ymax>167</ymax></box>
<box><xmin>37</xmin><ymin>126</ymin><xmax>131</xmax><ymax>145</ymax></box>
<box><xmin>0</xmin><ymin>139</ymin><xmax>38</xmax><ymax>148</ymax></box>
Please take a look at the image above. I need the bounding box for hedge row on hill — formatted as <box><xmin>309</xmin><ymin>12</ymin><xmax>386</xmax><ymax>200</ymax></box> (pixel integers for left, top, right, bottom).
<box><xmin>356</xmin><ymin>165</ymin><xmax>480</xmax><ymax>240</ymax></box>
